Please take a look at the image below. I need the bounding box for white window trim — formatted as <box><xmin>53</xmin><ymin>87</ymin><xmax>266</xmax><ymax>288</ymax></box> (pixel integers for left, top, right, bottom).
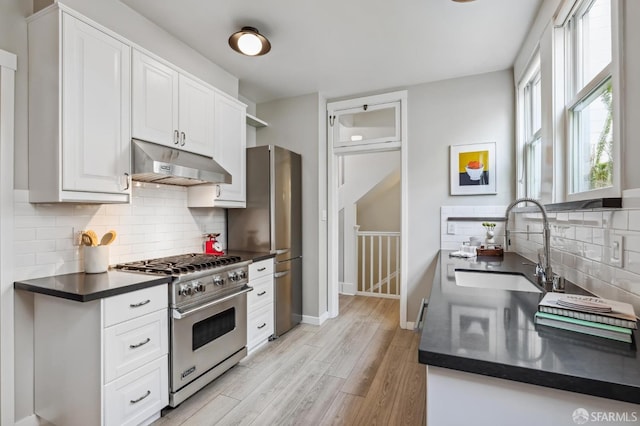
<box><xmin>516</xmin><ymin>51</ymin><xmax>541</xmax><ymax>199</ymax></box>
<box><xmin>563</xmin><ymin>0</ymin><xmax>623</xmax><ymax>202</ymax></box>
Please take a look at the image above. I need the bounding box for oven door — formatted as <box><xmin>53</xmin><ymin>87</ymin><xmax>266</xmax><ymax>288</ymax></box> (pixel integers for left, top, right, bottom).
<box><xmin>170</xmin><ymin>288</ymin><xmax>249</xmax><ymax>392</ymax></box>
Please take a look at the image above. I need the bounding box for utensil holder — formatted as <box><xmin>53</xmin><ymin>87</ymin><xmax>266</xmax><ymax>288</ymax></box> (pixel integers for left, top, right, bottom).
<box><xmin>84</xmin><ymin>245</ymin><xmax>109</xmax><ymax>273</ymax></box>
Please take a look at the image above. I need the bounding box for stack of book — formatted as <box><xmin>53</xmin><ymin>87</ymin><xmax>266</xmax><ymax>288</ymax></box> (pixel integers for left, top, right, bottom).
<box><xmin>535</xmin><ymin>293</ymin><xmax>637</xmax><ymax>343</ymax></box>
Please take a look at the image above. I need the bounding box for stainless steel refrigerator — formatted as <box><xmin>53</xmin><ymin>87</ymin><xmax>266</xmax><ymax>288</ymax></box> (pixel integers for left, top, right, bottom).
<box><xmin>227</xmin><ymin>145</ymin><xmax>302</xmax><ymax>337</ymax></box>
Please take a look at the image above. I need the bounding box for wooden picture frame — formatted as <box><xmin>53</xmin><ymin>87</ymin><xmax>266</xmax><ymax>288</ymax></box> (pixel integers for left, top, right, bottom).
<box><xmin>450</xmin><ymin>142</ymin><xmax>497</xmax><ymax>195</ymax></box>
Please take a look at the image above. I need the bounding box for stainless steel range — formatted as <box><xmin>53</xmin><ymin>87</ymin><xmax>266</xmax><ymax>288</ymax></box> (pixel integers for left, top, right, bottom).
<box><xmin>114</xmin><ymin>253</ymin><xmax>252</xmax><ymax>407</ymax></box>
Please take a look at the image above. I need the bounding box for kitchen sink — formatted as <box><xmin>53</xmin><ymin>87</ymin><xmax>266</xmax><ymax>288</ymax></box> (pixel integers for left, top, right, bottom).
<box><xmin>454</xmin><ymin>270</ymin><xmax>542</xmax><ymax>293</ymax></box>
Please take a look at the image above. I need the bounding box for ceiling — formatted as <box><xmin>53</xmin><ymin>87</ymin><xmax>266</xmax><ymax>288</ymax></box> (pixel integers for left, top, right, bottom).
<box><xmin>120</xmin><ymin>0</ymin><xmax>542</xmax><ymax>104</ymax></box>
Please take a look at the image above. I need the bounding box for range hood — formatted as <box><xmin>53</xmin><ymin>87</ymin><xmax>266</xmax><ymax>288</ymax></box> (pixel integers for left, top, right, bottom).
<box><xmin>131</xmin><ymin>139</ymin><xmax>231</xmax><ymax>186</ymax></box>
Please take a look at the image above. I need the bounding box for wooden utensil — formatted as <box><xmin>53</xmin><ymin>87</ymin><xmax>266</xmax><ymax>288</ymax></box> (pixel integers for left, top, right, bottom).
<box><xmin>81</xmin><ymin>233</ymin><xmax>94</xmax><ymax>246</ymax></box>
<box><xmin>83</xmin><ymin>230</ymin><xmax>99</xmax><ymax>246</ymax></box>
<box><xmin>100</xmin><ymin>230</ymin><xmax>117</xmax><ymax>246</ymax></box>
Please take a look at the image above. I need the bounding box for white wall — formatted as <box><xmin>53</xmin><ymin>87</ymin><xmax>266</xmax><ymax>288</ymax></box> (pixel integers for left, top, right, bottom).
<box><xmin>357</xmin><ymin>174</ymin><xmax>401</xmax><ymax>232</ymax></box>
<box><xmin>256</xmin><ymin>93</ymin><xmax>326</xmax><ymax>319</ymax></box>
<box><xmin>406</xmin><ymin>69</ymin><xmax>516</xmax><ymax>320</ymax></box>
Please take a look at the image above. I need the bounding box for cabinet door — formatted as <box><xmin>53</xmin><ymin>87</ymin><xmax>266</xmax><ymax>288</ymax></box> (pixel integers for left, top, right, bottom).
<box><xmin>178</xmin><ymin>75</ymin><xmax>215</xmax><ymax>156</ymax></box>
<box><xmin>214</xmin><ymin>94</ymin><xmax>246</xmax><ymax>205</ymax></box>
<box><xmin>61</xmin><ymin>14</ymin><xmax>131</xmax><ymax>194</ymax></box>
<box><xmin>132</xmin><ymin>49</ymin><xmax>179</xmax><ymax>148</ymax></box>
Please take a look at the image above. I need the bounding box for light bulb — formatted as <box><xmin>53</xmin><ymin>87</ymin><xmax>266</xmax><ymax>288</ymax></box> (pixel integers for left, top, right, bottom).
<box><xmin>237</xmin><ymin>33</ymin><xmax>262</xmax><ymax>56</ymax></box>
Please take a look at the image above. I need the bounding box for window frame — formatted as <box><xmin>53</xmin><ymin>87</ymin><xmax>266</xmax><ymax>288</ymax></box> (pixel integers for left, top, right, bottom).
<box><xmin>516</xmin><ymin>52</ymin><xmax>543</xmax><ymax>200</ymax></box>
<box><xmin>561</xmin><ymin>0</ymin><xmax>623</xmax><ymax>201</ymax></box>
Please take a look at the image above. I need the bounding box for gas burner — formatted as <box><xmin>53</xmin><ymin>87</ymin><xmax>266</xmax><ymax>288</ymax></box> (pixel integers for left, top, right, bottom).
<box><xmin>114</xmin><ymin>254</ymin><xmax>243</xmax><ymax>276</ymax></box>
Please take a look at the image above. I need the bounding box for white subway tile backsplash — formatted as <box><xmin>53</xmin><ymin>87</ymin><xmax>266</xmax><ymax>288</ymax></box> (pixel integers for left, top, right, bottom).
<box><xmin>13</xmin><ymin>185</ymin><xmax>226</xmax><ymax>281</ymax></box>
<box><xmin>629</xmin><ymin>210</ymin><xmax>640</xmax><ymax>231</ymax></box>
<box><xmin>610</xmin><ymin>210</ymin><xmax>628</xmax><ymax>230</ymax></box>
<box><xmin>509</xmin><ymin>206</ymin><xmax>640</xmax><ymax>317</ymax></box>
<box><xmin>583</xmin><ymin>212</ymin><xmax>603</xmax><ymax>227</ymax></box>
<box><xmin>574</xmin><ymin>227</ymin><xmax>592</xmax><ymax>243</ymax></box>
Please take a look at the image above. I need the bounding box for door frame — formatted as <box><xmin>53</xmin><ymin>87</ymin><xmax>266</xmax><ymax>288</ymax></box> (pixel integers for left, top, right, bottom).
<box><xmin>326</xmin><ymin>90</ymin><xmax>409</xmax><ymax>328</ymax></box>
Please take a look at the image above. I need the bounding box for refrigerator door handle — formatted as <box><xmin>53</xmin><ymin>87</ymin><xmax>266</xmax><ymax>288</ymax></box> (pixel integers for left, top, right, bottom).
<box><xmin>274</xmin><ymin>270</ymin><xmax>290</xmax><ymax>279</ymax></box>
<box><xmin>275</xmin><ymin>248</ymin><xmax>290</xmax><ymax>255</ymax></box>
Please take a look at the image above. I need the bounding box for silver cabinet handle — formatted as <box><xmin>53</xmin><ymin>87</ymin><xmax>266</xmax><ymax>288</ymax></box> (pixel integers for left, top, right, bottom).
<box><xmin>129</xmin><ymin>337</ymin><xmax>151</xmax><ymax>349</ymax></box>
<box><xmin>216</xmin><ymin>185</ymin><xmax>221</xmax><ymax>198</ymax></box>
<box><xmin>174</xmin><ymin>130</ymin><xmax>180</xmax><ymax>145</ymax></box>
<box><xmin>180</xmin><ymin>131</ymin><xmax>186</xmax><ymax>146</ymax></box>
<box><xmin>257</xmin><ymin>323</ymin><xmax>267</xmax><ymax>329</ymax></box>
<box><xmin>130</xmin><ymin>299</ymin><xmax>151</xmax><ymax>308</ymax></box>
<box><xmin>123</xmin><ymin>172</ymin><xmax>130</xmax><ymax>191</ymax></box>
<box><xmin>130</xmin><ymin>390</ymin><xmax>151</xmax><ymax>404</ymax></box>
<box><xmin>257</xmin><ymin>267</ymin><xmax>267</xmax><ymax>272</ymax></box>
<box><xmin>257</xmin><ymin>291</ymin><xmax>266</xmax><ymax>296</ymax></box>
<box><xmin>274</xmin><ymin>270</ymin><xmax>290</xmax><ymax>278</ymax></box>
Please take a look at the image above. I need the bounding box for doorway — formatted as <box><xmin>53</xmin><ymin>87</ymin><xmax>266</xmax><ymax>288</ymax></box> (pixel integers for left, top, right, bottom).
<box><xmin>327</xmin><ymin>91</ymin><xmax>409</xmax><ymax>328</ymax></box>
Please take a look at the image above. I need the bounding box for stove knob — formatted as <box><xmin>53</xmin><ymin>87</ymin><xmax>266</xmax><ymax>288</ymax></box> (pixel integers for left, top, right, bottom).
<box><xmin>228</xmin><ymin>272</ymin><xmax>238</xmax><ymax>282</ymax></box>
<box><xmin>192</xmin><ymin>280</ymin><xmax>203</xmax><ymax>293</ymax></box>
<box><xmin>213</xmin><ymin>276</ymin><xmax>223</xmax><ymax>286</ymax></box>
<box><xmin>197</xmin><ymin>282</ymin><xmax>205</xmax><ymax>292</ymax></box>
<box><xmin>238</xmin><ymin>270</ymin><xmax>247</xmax><ymax>279</ymax></box>
<box><xmin>179</xmin><ymin>285</ymin><xmax>192</xmax><ymax>296</ymax></box>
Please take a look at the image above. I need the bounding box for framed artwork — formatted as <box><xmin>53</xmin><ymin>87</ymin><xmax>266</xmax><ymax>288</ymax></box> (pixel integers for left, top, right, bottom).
<box><xmin>450</xmin><ymin>142</ymin><xmax>497</xmax><ymax>195</ymax></box>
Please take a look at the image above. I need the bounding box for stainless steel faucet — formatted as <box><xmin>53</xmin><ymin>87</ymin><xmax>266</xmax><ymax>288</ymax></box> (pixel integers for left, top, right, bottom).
<box><xmin>504</xmin><ymin>198</ymin><xmax>563</xmax><ymax>292</ymax></box>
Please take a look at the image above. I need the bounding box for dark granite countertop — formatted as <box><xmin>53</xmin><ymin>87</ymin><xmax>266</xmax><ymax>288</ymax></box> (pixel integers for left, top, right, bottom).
<box><xmin>419</xmin><ymin>250</ymin><xmax>640</xmax><ymax>405</ymax></box>
<box><xmin>14</xmin><ymin>270</ymin><xmax>171</xmax><ymax>302</ymax></box>
<box><xmin>14</xmin><ymin>251</ymin><xmax>275</xmax><ymax>302</ymax></box>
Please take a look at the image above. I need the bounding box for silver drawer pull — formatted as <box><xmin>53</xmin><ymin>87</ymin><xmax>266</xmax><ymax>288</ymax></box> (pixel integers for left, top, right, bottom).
<box><xmin>257</xmin><ymin>291</ymin><xmax>267</xmax><ymax>296</ymax></box>
<box><xmin>130</xmin><ymin>390</ymin><xmax>151</xmax><ymax>404</ymax></box>
<box><xmin>130</xmin><ymin>299</ymin><xmax>151</xmax><ymax>308</ymax></box>
<box><xmin>257</xmin><ymin>323</ymin><xmax>267</xmax><ymax>329</ymax></box>
<box><xmin>129</xmin><ymin>338</ymin><xmax>151</xmax><ymax>349</ymax></box>
<box><xmin>257</xmin><ymin>267</ymin><xmax>267</xmax><ymax>272</ymax></box>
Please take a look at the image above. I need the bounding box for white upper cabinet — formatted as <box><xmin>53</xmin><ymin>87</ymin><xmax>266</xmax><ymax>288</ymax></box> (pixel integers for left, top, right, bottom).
<box><xmin>132</xmin><ymin>49</ymin><xmax>214</xmax><ymax>157</ymax></box>
<box><xmin>187</xmin><ymin>94</ymin><xmax>246</xmax><ymax>208</ymax></box>
<box><xmin>28</xmin><ymin>6</ymin><xmax>131</xmax><ymax>203</ymax></box>
<box><xmin>131</xmin><ymin>50</ymin><xmax>178</xmax><ymax>147</ymax></box>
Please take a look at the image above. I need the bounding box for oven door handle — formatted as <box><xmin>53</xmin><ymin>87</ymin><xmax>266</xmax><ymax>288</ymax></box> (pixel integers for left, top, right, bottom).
<box><xmin>173</xmin><ymin>287</ymin><xmax>253</xmax><ymax>320</ymax></box>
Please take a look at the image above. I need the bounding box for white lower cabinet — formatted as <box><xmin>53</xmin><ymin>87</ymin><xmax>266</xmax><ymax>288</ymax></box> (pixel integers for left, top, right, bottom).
<box><xmin>104</xmin><ymin>355</ymin><xmax>169</xmax><ymax>426</ymax></box>
<box><xmin>247</xmin><ymin>259</ymin><xmax>275</xmax><ymax>352</ymax></box>
<box><xmin>34</xmin><ymin>285</ymin><xmax>168</xmax><ymax>426</ymax></box>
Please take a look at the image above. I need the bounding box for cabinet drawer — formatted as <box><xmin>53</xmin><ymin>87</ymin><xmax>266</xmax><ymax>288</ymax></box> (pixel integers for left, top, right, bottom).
<box><xmin>247</xmin><ymin>303</ymin><xmax>274</xmax><ymax>349</ymax></box>
<box><xmin>104</xmin><ymin>285</ymin><xmax>167</xmax><ymax>327</ymax></box>
<box><xmin>248</xmin><ymin>275</ymin><xmax>274</xmax><ymax>312</ymax></box>
<box><xmin>104</xmin><ymin>354</ymin><xmax>168</xmax><ymax>426</ymax></box>
<box><xmin>249</xmin><ymin>259</ymin><xmax>273</xmax><ymax>280</ymax></box>
<box><xmin>104</xmin><ymin>309</ymin><xmax>168</xmax><ymax>384</ymax></box>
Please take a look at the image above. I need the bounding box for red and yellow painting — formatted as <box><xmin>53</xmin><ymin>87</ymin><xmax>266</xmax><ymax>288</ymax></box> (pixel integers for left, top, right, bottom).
<box><xmin>458</xmin><ymin>150</ymin><xmax>489</xmax><ymax>186</ymax></box>
<box><xmin>450</xmin><ymin>142</ymin><xmax>496</xmax><ymax>195</ymax></box>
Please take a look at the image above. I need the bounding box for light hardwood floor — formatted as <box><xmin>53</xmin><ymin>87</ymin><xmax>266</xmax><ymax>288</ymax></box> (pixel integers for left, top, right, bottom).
<box><xmin>153</xmin><ymin>295</ymin><xmax>426</xmax><ymax>425</ymax></box>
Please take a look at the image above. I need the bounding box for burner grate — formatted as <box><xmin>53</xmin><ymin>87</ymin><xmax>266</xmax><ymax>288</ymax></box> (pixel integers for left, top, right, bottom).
<box><xmin>114</xmin><ymin>254</ymin><xmax>243</xmax><ymax>275</ymax></box>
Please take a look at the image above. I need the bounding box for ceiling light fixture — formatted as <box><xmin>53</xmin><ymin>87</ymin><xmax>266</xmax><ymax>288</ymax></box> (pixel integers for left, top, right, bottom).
<box><xmin>228</xmin><ymin>26</ymin><xmax>271</xmax><ymax>56</ymax></box>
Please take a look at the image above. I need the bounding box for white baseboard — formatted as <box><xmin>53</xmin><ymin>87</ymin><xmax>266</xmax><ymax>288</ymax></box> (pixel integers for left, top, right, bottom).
<box><xmin>301</xmin><ymin>311</ymin><xmax>329</xmax><ymax>326</ymax></box>
<box><xmin>404</xmin><ymin>321</ymin><xmax>415</xmax><ymax>330</ymax></box>
<box><xmin>339</xmin><ymin>281</ymin><xmax>356</xmax><ymax>295</ymax></box>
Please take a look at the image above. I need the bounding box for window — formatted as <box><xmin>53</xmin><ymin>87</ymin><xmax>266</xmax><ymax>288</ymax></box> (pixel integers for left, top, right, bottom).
<box><xmin>564</xmin><ymin>0</ymin><xmax>617</xmax><ymax>197</ymax></box>
<box><xmin>517</xmin><ymin>54</ymin><xmax>542</xmax><ymax>199</ymax></box>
